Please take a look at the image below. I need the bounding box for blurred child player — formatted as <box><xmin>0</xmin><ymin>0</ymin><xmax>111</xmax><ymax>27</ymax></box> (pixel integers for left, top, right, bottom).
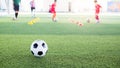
<box><xmin>49</xmin><ymin>0</ymin><xmax>57</xmax><ymax>22</ymax></box>
<box><xmin>13</xmin><ymin>0</ymin><xmax>21</xmax><ymax>20</ymax></box>
<box><xmin>94</xmin><ymin>0</ymin><xmax>102</xmax><ymax>23</ymax></box>
<box><xmin>30</xmin><ymin>0</ymin><xmax>35</xmax><ymax>17</ymax></box>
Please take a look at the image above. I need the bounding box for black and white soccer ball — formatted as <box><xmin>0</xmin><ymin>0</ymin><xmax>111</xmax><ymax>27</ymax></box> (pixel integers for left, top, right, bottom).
<box><xmin>30</xmin><ymin>40</ymin><xmax>48</xmax><ymax>57</ymax></box>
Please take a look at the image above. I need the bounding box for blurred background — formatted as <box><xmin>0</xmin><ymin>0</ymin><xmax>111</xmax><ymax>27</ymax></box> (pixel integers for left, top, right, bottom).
<box><xmin>0</xmin><ymin>0</ymin><xmax>120</xmax><ymax>15</ymax></box>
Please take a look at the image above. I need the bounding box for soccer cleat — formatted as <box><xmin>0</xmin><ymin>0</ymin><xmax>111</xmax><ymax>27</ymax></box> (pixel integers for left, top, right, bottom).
<box><xmin>12</xmin><ymin>17</ymin><xmax>16</xmax><ymax>20</ymax></box>
<box><xmin>12</xmin><ymin>17</ymin><xmax>18</xmax><ymax>20</ymax></box>
<box><xmin>52</xmin><ymin>19</ymin><xmax>57</xmax><ymax>22</ymax></box>
<box><xmin>96</xmin><ymin>20</ymin><xmax>100</xmax><ymax>23</ymax></box>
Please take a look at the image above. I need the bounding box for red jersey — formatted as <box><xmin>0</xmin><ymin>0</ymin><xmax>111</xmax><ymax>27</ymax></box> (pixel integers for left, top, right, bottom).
<box><xmin>50</xmin><ymin>2</ymin><xmax>56</xmax><ymax>13</ymax></box>
<box><xmin>95</xmin><ymin>4</ymin><xmax>101</xmax><ymax>14</ymax></box>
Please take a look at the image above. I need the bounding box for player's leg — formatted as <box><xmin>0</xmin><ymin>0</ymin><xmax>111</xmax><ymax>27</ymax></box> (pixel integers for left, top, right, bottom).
<box><xmin>95</xmin><ymin>12</ymin><xmax>100</xmax><ymax>23</ymax></box>
<box><xmin>15</xmin><ymin>11</ymin><xmax>19</xmax><ymax>19</ymax></box>
<box><xmin>52</xmin><ymin>13</ymin><xmax>56</xmax><ymax>21</ymax></box>
<box><xmin>13</xmin><ymin>4</ymin><xmax>19</xmax><ymax>20</ymax></box>
<box><xmin>95</xmin><ymin>14</ymin><xmax>99</xmax><ymax>23</ymax></box>
<box><xmin>31</xmin><ymin>7</ymin><xmax>35</xmax><ymax>17</ymax></box>
<box><xmin>33</xmin><ymin>8</ymin><xmax>35</xmax><ymax>17</ymax></box>
<box><xmin>52</xmin><ymin>13</ymin><xmax>54</xmax><ymax>21</ymax></box>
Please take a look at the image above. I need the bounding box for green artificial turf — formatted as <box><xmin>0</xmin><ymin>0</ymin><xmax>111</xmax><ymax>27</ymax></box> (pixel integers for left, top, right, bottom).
<box><xmin>0</xmin><ymin>14</ymin><xmax>120</xmax><ymax>68</ymax></box>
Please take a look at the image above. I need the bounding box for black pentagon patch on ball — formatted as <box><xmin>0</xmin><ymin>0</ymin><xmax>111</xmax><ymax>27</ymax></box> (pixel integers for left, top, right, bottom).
<box><xmin>31</xmin><ymin>51</ymin><xmax>34</xmax><ymax>55</ymax></box>
<box><xmin>38</xmin><ymin>51</ymin><xmax>43</xmax><ymax>55</ymax></box>
<box><xmin>42</xmin><ymin>43</ymin><xmax>45</xmax><ymax>48</ymax></box>
<box><xmin>33</xmin><ymin>43</ymin><xmax>38</xmax><ymax>48</ymax></box>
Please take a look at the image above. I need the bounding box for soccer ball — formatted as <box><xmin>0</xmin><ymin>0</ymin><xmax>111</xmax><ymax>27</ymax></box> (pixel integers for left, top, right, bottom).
<box><xmin>30</xmin><ymin>40</ymin><xmax>48</xmax><ymax>57</ymax></box>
